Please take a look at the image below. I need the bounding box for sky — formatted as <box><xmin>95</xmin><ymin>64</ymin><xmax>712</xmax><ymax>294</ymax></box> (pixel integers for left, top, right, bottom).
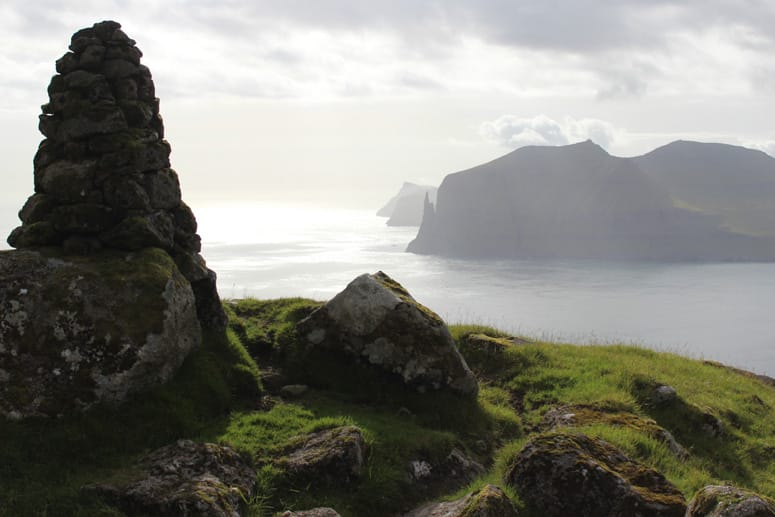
<box><xmin>2</xmin><ymin>0</ymin><xmax>775</xmax><ymax>234</ymax></box>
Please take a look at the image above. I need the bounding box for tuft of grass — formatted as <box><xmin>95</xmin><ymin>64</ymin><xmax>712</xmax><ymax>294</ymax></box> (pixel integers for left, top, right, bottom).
<box><xmin>452</xmin><ymin>328</ymin><xmax>775</xmax><ymax>504</ymax></box>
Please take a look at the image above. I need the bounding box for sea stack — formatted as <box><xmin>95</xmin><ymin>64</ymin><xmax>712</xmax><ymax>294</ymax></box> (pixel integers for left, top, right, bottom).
<box><xmin>7</xmin><ymin>20</ymin><xmax>225</xmax><ymax>329</ymax></box>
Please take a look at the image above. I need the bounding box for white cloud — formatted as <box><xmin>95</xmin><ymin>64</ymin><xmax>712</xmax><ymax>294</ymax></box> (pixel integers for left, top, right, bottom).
<box><xmin>744</xmin><ymin>140</ymin><xmax>775</xmax><ymax>158</ymax></box>
<box><xmin>479</xmin><ymin>114</ymin><xmax>622</xmax><ymax>151</ymax></box>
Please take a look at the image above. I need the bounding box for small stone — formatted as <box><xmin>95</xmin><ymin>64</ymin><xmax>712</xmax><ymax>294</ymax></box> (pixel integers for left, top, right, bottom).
<box><xmin>143</xmin><ymin>168</ymin><xmax>181</xmax><ymax>209</ymax></box>
<box><xmin>281</xmin><ymin>509</ymin><xmax>341</xmax><ymax>517</ymax></box>
<box><xmin>55</xmin><ymin>52</ymin><xmax>78</xmax><ymax>74</ymax></box>
<box><xmin>102</xmin><ymin>59</ymin><xmax>138</xmax><ymax>80</ymax></box>
<box><xmin>78</xmin><ymin>45</ymin><xmax>106</xmax><ymax>70</ymax></box>
<box><xmin>653</xmin><ymin>384</ymin><xmax>678</xmax><ymax>405</ymax></box>
<box><xmin>280</xmin><ymin>384</ymin><xmax>308</xmax><ymax>397</ymax></box>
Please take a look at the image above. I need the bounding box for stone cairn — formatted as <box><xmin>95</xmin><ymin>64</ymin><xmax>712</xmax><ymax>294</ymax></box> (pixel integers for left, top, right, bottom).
<box><xmin>6</xmin><ymin>20</ymin><xmax>226</xmax><ymax>329</ymax></box>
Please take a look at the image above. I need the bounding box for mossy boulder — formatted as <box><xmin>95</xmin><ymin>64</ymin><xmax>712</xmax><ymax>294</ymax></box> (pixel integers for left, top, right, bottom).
<box><xmin>505</xmin><ymin>431</ymin><xmax>686</xmax><ymax>517</ymax></box>
<box><xmin>83</xmin><ymin>439</ymin><xmax>255</xmax><ymax>516</ymax></box>
<box><xmin>0</xmin><ymin>247</ymin><xmax>200</xmax><ymax>419</ymax></box>
<box><xmin>278</xmin><ymin>425</ymin><xmax>366</xmax><ymax>486</ymax></box>
<box><xmin>296</xmin><ymin>271</ymin><xmax>478</xmax><ymax>397</ymax></box>
<box><xmin>686</xmin><ymin>485</ymin><xmax>775</xmax><ymax>516</ymax></box>
<box><xmin>404</xmin><ymin>484</ymin><xmax>519</xmax><ymax>517</ymax></box>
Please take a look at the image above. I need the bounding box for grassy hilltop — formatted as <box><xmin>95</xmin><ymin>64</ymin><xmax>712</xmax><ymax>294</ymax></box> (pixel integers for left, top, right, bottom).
<box><xmin>1</xmin><ymin>297</ymin><xmax>774</xmax><ymax>516</ymax></box>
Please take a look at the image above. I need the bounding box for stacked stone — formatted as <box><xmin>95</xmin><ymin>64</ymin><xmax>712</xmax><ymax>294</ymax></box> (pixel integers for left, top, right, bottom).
<box><xmin>7</xmin><ymin>20</ymin><xmax>225</xmax><ymax>328</ymax></box>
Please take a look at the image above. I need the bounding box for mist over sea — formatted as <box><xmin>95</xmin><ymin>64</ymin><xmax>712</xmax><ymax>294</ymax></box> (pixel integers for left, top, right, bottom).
<box><xmin>198</xmin><ymin>203</ymin><xmax>775</xmax><ymax>377</ymax></box>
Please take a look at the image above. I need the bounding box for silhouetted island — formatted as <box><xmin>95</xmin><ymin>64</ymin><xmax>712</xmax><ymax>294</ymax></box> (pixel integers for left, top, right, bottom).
<box><xmin>408</xmin><ymin>140</ymin><xmax>775</xmax><ymax>261</ymax></box>
<box><xmin>377</xmin><ymin>182</ymin><xmax>437</xmax><ymax>226</ymax></box>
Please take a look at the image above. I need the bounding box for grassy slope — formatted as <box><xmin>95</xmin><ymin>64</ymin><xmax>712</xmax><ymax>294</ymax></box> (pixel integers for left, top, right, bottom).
<box><xmin>1</xmin><ymin>298</ymin><xmax>773</xmax><ymax>516</ymax></box>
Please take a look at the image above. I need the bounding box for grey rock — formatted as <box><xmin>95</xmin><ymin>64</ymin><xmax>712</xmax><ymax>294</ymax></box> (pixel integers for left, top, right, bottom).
<box><xmin>143</xmin><ymin>168</ymin><xmax>181</xmax><ymax>209</ymax></box>
<box><xmin>404</xmin><ymin>484</ymin><xmax>518</xmax><ymax>517</ymax></box>
<box><xmin>52</xmin><ymin>203</ymin><xmax>115</xmax><ymax>234</ymax></box>
<box><xmin>281</xmin><ymin>426</ymin><xmax>366</xmax><ymax>485</ymax></box>
<box><xmin>99</xmin><ymin>211</ymin><xmax>174</xmax><ymax>250</ymax></box>
<box><xmin>297</xmin><ymin>271</ymin><xmax>478</xmax><ymax>397</ymax></box>
<box><xmin>280</xmin><ymin>384</ymin><xmax>308</xmax><ymax>397</ymax></box>
<box><xmin>18</xmin><ymin>194</ymin><xmax>55</xmax><ymax>224</ymax></box>
<box><xmin>686</xmin><ymin>484</ymin><xmax>775</xmax><ymax>516</ymax></box>
<box><xmin>57</xmin><ymin>106</ymin><xmax>127</xmax><ymax>141</ymax></box>
<box><xmin>0</xmin><ymin>248</ymin><xmax>200</xmax><ymax>419</ymax></box>
<box><xmin>652</xmin><ymin>384</ymin><xmax>678</xmax><ymax>405</ymax></box>
<box><xmin>408</xmin><ymin>448</ymin><xmax>485</xmax><ymax>489</ymax></box>
<box><xmin>36</xmin><ymin>159</ymin><xmax>97</xmax><ymax>202</ymax></box>
<box><xmin>78</xmin><ymin>44</ymin><xmax>106</xmax><ymax>70</ymax></box>
<box><xmin>505</xmin><ymin>432</ymin><xmax>686</xmax><ymax>517</ymax></box>
<box><xmin>83</xmin><ymin>439</ymin><xmax>254</xmax><ymax>517</ymax></box>
<box><xmin>190</xmin><ymin>268</ymin><xmax>228</xmax><ymax>330</ymax></box>
<box><xmin>281</xmin><ymin>509</ymin><xmax>341</xmax><ymax>517</ymax></box>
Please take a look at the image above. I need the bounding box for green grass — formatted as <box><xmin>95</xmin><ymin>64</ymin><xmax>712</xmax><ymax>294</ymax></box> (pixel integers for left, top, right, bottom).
<box><xmin>2</xmin><ymin>297</ymin><xmax>774</xmax><ymax>516</ymax></box>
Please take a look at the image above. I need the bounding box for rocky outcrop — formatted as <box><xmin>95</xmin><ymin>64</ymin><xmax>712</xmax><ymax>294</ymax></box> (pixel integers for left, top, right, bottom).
<box><xmin>5</xmin><ymin>20</ymin><xmax>225</xmax><ymax>329</ymax></box>
<box><xmin>0</xmin><ymin>247</ymin><xmax>200</xmax><ymax>419</ymax></box>
<box><xmin>505</xmin><ymin>432</ymin><xmax>686</xmax><ymax>517</ymax></box>
<box><xmin>83</xmin><ymin>439</ymin><xmax>255</xmax><ymax>517</ymax></box>
<box><xmin>686</xmin><ymin>485</ymin><xmax>775</xmax><ymax>517</ymax></box>
<box><xmin>377</xmin><ymin>182</ymin><xmax>438</xmax><ymax>226</ymax></box>
<box><xmin>296</xmin><ymin>272</ymin><xmax>478</xmax><ymax>397</ymax></box>
<box><xmin>404</xmin><ymin>484</ymin><xmax>519</xmax><ymax>517</ymax></box>
<box><xmin>279</xmin><ymin>426</ymin><xmax>366</xmax><ymax>486</ymax></box>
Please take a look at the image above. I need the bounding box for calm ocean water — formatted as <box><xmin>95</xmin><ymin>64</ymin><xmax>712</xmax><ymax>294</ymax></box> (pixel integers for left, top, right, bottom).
<box><xmin>199</xmin><ymin>203</ymin><xmax>775</xmax><ymax>377</ymax></box>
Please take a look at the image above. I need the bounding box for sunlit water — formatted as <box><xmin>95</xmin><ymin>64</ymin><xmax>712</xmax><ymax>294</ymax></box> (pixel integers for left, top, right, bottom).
<box><xmin>198</xmin><ymin>203</ymin><xmax>775</xmax><ymax>377</ymax></box>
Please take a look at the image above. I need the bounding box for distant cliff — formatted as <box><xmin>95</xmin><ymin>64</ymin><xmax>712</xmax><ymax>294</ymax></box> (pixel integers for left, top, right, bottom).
<box><xmin>377</xmin><ymin>182</ymin><xmax>438</xmax><ymax>226</ymax></box>
<box><xmin>634</xmin><ymin>140</ymin><xmax>775</xmax><ymax>237</ymax></box>
<box><xmin>408</xmin><ymin>140</ymin><xmax>775</xmax><ymax>261</ymax></box>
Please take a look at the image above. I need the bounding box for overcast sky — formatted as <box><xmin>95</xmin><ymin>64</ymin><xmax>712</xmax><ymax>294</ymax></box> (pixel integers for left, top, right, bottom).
<box><xmin>2</xmin><ymin>0</ymin><xmax>774</xmax><ymax>234</ymax></box>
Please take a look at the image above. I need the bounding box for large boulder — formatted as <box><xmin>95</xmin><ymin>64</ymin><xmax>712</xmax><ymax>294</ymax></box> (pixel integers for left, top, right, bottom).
<box><xmin>504</xmin><ymin>432</ymin><xmax>686</xmax><ymax>517</ymax></box>
<box><xmin>686</xmin><ymin>485</ymin><xmax>775</xmax><ymax>516</ymax></box>
<box><xmin>83</xmin><ymin>439</ymin><xmax>255</xmax><ymax>516</ymax></box>
<box><xmin>296</xmin><ymin>272</ymin><xmax>478</xmax><ymax>397</ymax></box>
<box><xmin>0</xmin><ymin>247</ymin><xmax>200</xmax><ymax>419</ymax></box>
<box><xmin>404</xmin><ymin>484</ymin><xmax>519</xmax><ymax>517</ymax></box>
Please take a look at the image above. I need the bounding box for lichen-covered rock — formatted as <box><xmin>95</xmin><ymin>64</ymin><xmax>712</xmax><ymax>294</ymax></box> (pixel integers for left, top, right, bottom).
<box><xmin>404</xmin><ymin>484</ymin><xmax>519</xmax><ymax>517</ymax></box>
<box><xmin>540</xmin><ymin>404</ymin><xmax>689</xmax><ymax>460</ymax></box>
<box><xmin>281</xmin><ymin>509</ymin><xmax>341</xmax><ymax>517</ymax></box>
<box><xmin>7</xmin><ymin>20</ymin><xmax>225</xmax><ymax>330</ymax></box>
<box><xmin>82</xmin><ymin>439</ymin><xmax>255</xmax><ymax>517</ymax></box>
<box><xmin>408</xmin><ymin>448</ymin><xmax>485</xmax><ymax>490</ymax></box>
<box><xmin>279</xmin><ymin>425</ymin><xmax>366</xmax><ymax>486</ymax></box>
<box><xmin>0</xmin><ymin>247</ymin><xmax>200</xmax><ymax>418</ymax></box>
<box><xmin>686</xmin><ymin>485</ymin><xmax>775</xmax><ymax>517</ymax></box>
<box><xmin>296</xmin><ymin>271</ymin><xmax>478</xmax><ymax>397</ymax></box>
<box><xmin>505</xmin><ymin>432</ymin><xmax>686</xmax><ymax>517</ymax></box>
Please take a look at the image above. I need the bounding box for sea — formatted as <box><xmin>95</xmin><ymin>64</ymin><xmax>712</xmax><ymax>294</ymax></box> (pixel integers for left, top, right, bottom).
<box><xmin>198</xmin><ymin>203</ymin><xmax>775</xmax><ymax>378</ymax></box>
